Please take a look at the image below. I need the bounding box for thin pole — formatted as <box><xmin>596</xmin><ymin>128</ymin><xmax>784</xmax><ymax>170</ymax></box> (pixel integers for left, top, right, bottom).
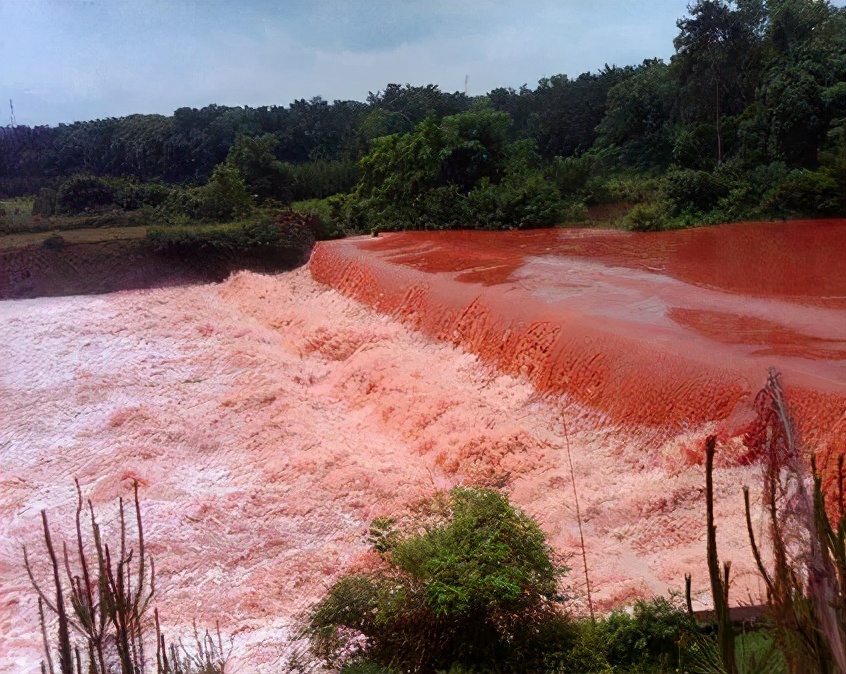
<box><xmin>562</xmin><ymin>417</ymin><xmax>594</xmax><ymax>621</ymax></box>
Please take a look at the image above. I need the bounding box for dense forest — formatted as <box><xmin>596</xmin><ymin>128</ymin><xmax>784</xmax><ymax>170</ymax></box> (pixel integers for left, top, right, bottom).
<box><xmin>1</xmin><ymin>0</ymin><xmax>844</xmax><ymax>233</ymax></box>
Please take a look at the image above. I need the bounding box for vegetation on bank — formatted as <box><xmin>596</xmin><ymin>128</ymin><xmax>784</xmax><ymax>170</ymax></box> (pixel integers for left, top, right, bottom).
<box><xmin>306</xmin><ymin>488</ymin><xmax>706</xmax><ymax>674</ymax></box>
<box><xmin>2</xmin><ymin>0</ymin><xmax>844</xmax><ymax>239</ymax></box>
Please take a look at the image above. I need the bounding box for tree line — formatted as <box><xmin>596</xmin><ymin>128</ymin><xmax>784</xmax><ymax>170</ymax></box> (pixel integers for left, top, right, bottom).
<box><xmin>1</xmin><ymin>0</ymin><xmax>844</xmax><ymax>230</ymax></box>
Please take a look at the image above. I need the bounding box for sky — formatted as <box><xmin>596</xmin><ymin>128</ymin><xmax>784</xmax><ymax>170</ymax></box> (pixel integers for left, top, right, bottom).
<box><xmin>0</xmin><ymin>0</ymin><xmax>825</xmax><ymax>127</ymax></box>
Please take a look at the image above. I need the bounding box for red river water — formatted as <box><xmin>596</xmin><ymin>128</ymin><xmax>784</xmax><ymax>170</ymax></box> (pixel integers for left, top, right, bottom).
<box><xmin>1</xmin><ymin>219</ymin><xmax>845</xmax><ymax>672</ymax></box>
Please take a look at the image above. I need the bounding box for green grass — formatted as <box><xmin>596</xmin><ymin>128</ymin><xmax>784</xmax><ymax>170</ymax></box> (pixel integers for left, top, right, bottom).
<box><xmin>292</xmin><ymin>197</ymin><xmax>333</xmax><ymax>221</ymax></box>
<box><xmin>0</xmin><ymin>225</ymin><xmax>150</xmax><ymax>250</ymax></box>
<box><xmin>0</xmin><ymin>197</ymin><xmax>35</xmax><ymax>232</ymax></box>
<box><xmin>0</xmin><ymin>198</ymin><xmax>150</xmax><ymax>235</ymax></box>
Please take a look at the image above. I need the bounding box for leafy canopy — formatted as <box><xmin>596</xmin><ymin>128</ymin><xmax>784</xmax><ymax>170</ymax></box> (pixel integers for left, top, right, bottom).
<box><xmin>354</xmin><ymin>111</ymin><xmax>562</xmax><ymax>231</ymax></box>
<box><xmin>307</xmin><ymin>487</ymin><xmax>566</xmax><ymax>673</ymax></box>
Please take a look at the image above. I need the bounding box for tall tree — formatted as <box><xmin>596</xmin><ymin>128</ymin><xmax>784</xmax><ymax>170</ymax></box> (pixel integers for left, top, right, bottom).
<box><xmin>595</xmin><ymin>60</ymin><xmax>677</xmax><ymax>168</ymax></box>
<box><xmin>674</xmin><ymin>0</ymin><xmax>764</xmax><ymax>163</ymax></box>
<box><xmin>758</xmin><ymin>0</ymin><xmax>846</xmax><ymax>167</ymax></box>
<box><xmin>224</xmin><ymin>133</ymin><xmax>293</xmax><ymax>203</ymax></box>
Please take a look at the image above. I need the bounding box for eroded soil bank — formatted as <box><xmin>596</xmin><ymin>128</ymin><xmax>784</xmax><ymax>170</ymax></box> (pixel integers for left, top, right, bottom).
<box><xmin>0</xmin><ymin>238</ymin><xmax>309</xmax><ymax>300</ymax></box>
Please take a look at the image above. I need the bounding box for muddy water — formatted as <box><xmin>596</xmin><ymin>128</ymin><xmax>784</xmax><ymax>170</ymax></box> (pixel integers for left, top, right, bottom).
<box><xmin>2</xmin><ymin>221</ymin><xmax>844</xmax><ymax>672</ymax></box>
<box><xmin>312</xmin><ymin>220</ymin><xmax>846</xmax><ymax>448</ymax></box>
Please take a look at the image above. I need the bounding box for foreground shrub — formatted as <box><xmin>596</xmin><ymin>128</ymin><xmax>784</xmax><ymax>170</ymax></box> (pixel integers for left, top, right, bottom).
<box><xmin>307</xmin><ymin>487</ymin><xmax>569</xmax><ymax>673</ymax></box>
<box><xmin>601</xmin><ymin>598</ymin><xmax>698</xmax><ymax>672</ymax></box>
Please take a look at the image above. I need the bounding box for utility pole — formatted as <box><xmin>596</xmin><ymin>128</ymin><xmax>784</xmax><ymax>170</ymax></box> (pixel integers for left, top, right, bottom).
<box><xmin>9</xmin><ymin>99</ymin><xmax>16</xmax><ymax>128</ymax></box>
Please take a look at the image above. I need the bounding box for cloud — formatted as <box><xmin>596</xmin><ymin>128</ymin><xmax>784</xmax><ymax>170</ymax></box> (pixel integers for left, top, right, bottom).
<box><xmin>0</xmin><ymin>0</ymin><xmax>690</xmax><ymax>125</ymax></box>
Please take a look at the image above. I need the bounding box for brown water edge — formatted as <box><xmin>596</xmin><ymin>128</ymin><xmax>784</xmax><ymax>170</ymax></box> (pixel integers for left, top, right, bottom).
<box><xmin>0</xmin><ymin>238</ymin><xmax>311</xmax><ymax>300</ymax></box>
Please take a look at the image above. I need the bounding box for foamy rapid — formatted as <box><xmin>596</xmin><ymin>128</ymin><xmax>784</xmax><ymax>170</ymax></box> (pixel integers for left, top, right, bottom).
<box><xmin>1</xmin><ymin>268</ymin><xmax>764</xmax><ymax>672</ymax></box>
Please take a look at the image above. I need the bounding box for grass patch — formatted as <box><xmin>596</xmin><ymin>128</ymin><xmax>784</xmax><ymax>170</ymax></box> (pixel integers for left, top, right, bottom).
<box><xmin>0</xmin><ymin>197</ymin><xmax>35</xmax><ymax>232</ymax></box>
<box><xmin>0</xmin><ymin>226</ymin><xmax>150</xmax><ymax>251</ymax></box>
<box><xmin>145</xmin><ymin>210</ymin><xmax>322</xmax><ymax>254</ymax></box>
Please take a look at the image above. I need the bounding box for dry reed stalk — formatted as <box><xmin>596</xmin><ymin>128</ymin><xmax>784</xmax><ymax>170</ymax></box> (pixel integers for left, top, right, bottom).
<box><xmin>23</xmin><ymin>480</ymin><xmax>228</xmax><ymax>674</ymax></box>
<box><xmin>705</xmin><ymin>435</ymin><xmax>737</xmax><ymax>674</ymax></box>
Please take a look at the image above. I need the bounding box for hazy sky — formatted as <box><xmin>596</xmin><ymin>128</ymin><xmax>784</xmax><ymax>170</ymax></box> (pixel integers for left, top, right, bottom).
<box><xmin>0</xmin><ymin>0</ymin><xmax>835</xmax><ymax>127</ymax></box>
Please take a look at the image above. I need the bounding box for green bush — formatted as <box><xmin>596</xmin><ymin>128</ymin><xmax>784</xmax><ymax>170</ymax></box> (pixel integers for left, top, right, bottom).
<box><xmin>157</xmin><ymin>188</ymin><xmax>203</xmax><ymax>224</ymax></box>
<box><xmin>196</xmin><ymin>164</ymin><xmax>254</xmax><ymax>221</ymax></box>
<box><xmin>158</xmin><ymin>165</ymin><xmax>254</xmax><ymax>223</ymax></box>
<box><xmin>762</xmin><ymin>168</ymin><xmax>843</xmax><ymax>217</ymax></box>
<box><xmin>601</xmin><ymin>598</ymin><xmax>697</xmax><ymax>672</ymax></box>
<box><xmin>560</xmin><ymin>199</ymin><xmax>589</xmax><ymax>223</ymax></box>
<box><xmin>466</xmin><ymin>171</ymin><xmax>562</xmax><ymax>230</ymax></box>
<box><xmin>664</xmin><ymin>169</ymin><xmax>731</xmax><ymax>215</ymax></box>
<box><xmin>623</xmin><ymin>202</ymin><xmax>668</xmax><ymax>232</ymax></box>
<box><xmin>341</xmin><ymin>660</ymin><xmax>394</xmax><ymax>674</ymax></box>
<box><xmin>554</xmin><ymin>620</ymin><xmax>613</xmax><ymax>673</ymax></box>
<box><xmin>57</xmin><ymin>174</ymin><xmax>116</xmax><ymax>214</ymax></box>
<box><xmin>547</xmin><ymin>153</ymin><xmax>594</xmax><ymax>197</ymax></box>
<box><xmin>292</xmin><ymin>197</ymin><xmax>347</xmax><ymax>239</ymax></box>
<box><xmin>713</xmin><ymin>184</ymin><xmax>756</xmax><ymax>222</ymax></box>
<box><xmin>291</xmin><ymin>197</ymin><xmax>333</xmax><ymax>222</ymax></box>
<box><xmin>31</xmin><ymin>187</ymin><xmax>57</xmax><ymax>217</ymax></box>
<box><xmin>224</xmin><ymin>133</ymin><xmax>294</xmax><ymax>203</ymax></box>
<box><xmin>307</xmin><ymin>487</ymin><xmax>568</xmax><ymax>673</ymax></box>
<box><xmin>541</xmin><ymin>598</ymin><xmax>699</xmax><ymax>673</ymax></box>
<box><xmin>415</xmin><ymin>184</ymin><xmax>469</xmax><ymax>230</ymax></box>
<box><xmin>125</xmin><ymin>182</ymin><xmax>171</xmax><ymax>209</ymax></box>
<box><xmin>745</xmin><ymin>161</ymin><xmax>790</xmax><ymax>199</ymax></box>
<box><xmin>290</xmin><ymin>160</ymin><xmax>360</xmax><ymax>201</ymax></box>
<box><xmin>146</xmin><ymin>215</ymin><xmax>283</xmax><ymax>252</ymax></box>
<box><xmin>584</xmin><ymin>173</ymin><xmax>661</xmax><ymax>207</ymax></box>
<box><xmin>672</xmin><ymin>123</ymin><xmax>717</xmax><ymax>171</ymax></box>
<box><xmin>351</xmin><ymin>112</ymin><xmax>563</xmax><ymax>231</ymax></box>
<box><xmin>55</xmin><ymin>175</ymin><xmax>172</xmax><ymax>215</ymax></box>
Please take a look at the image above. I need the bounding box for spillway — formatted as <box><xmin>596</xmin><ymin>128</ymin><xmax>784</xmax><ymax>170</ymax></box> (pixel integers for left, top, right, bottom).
<box><xmin>311</xmin><ymin>220</ymin><xmax>846</xmax><ymax>460</ymax></box>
